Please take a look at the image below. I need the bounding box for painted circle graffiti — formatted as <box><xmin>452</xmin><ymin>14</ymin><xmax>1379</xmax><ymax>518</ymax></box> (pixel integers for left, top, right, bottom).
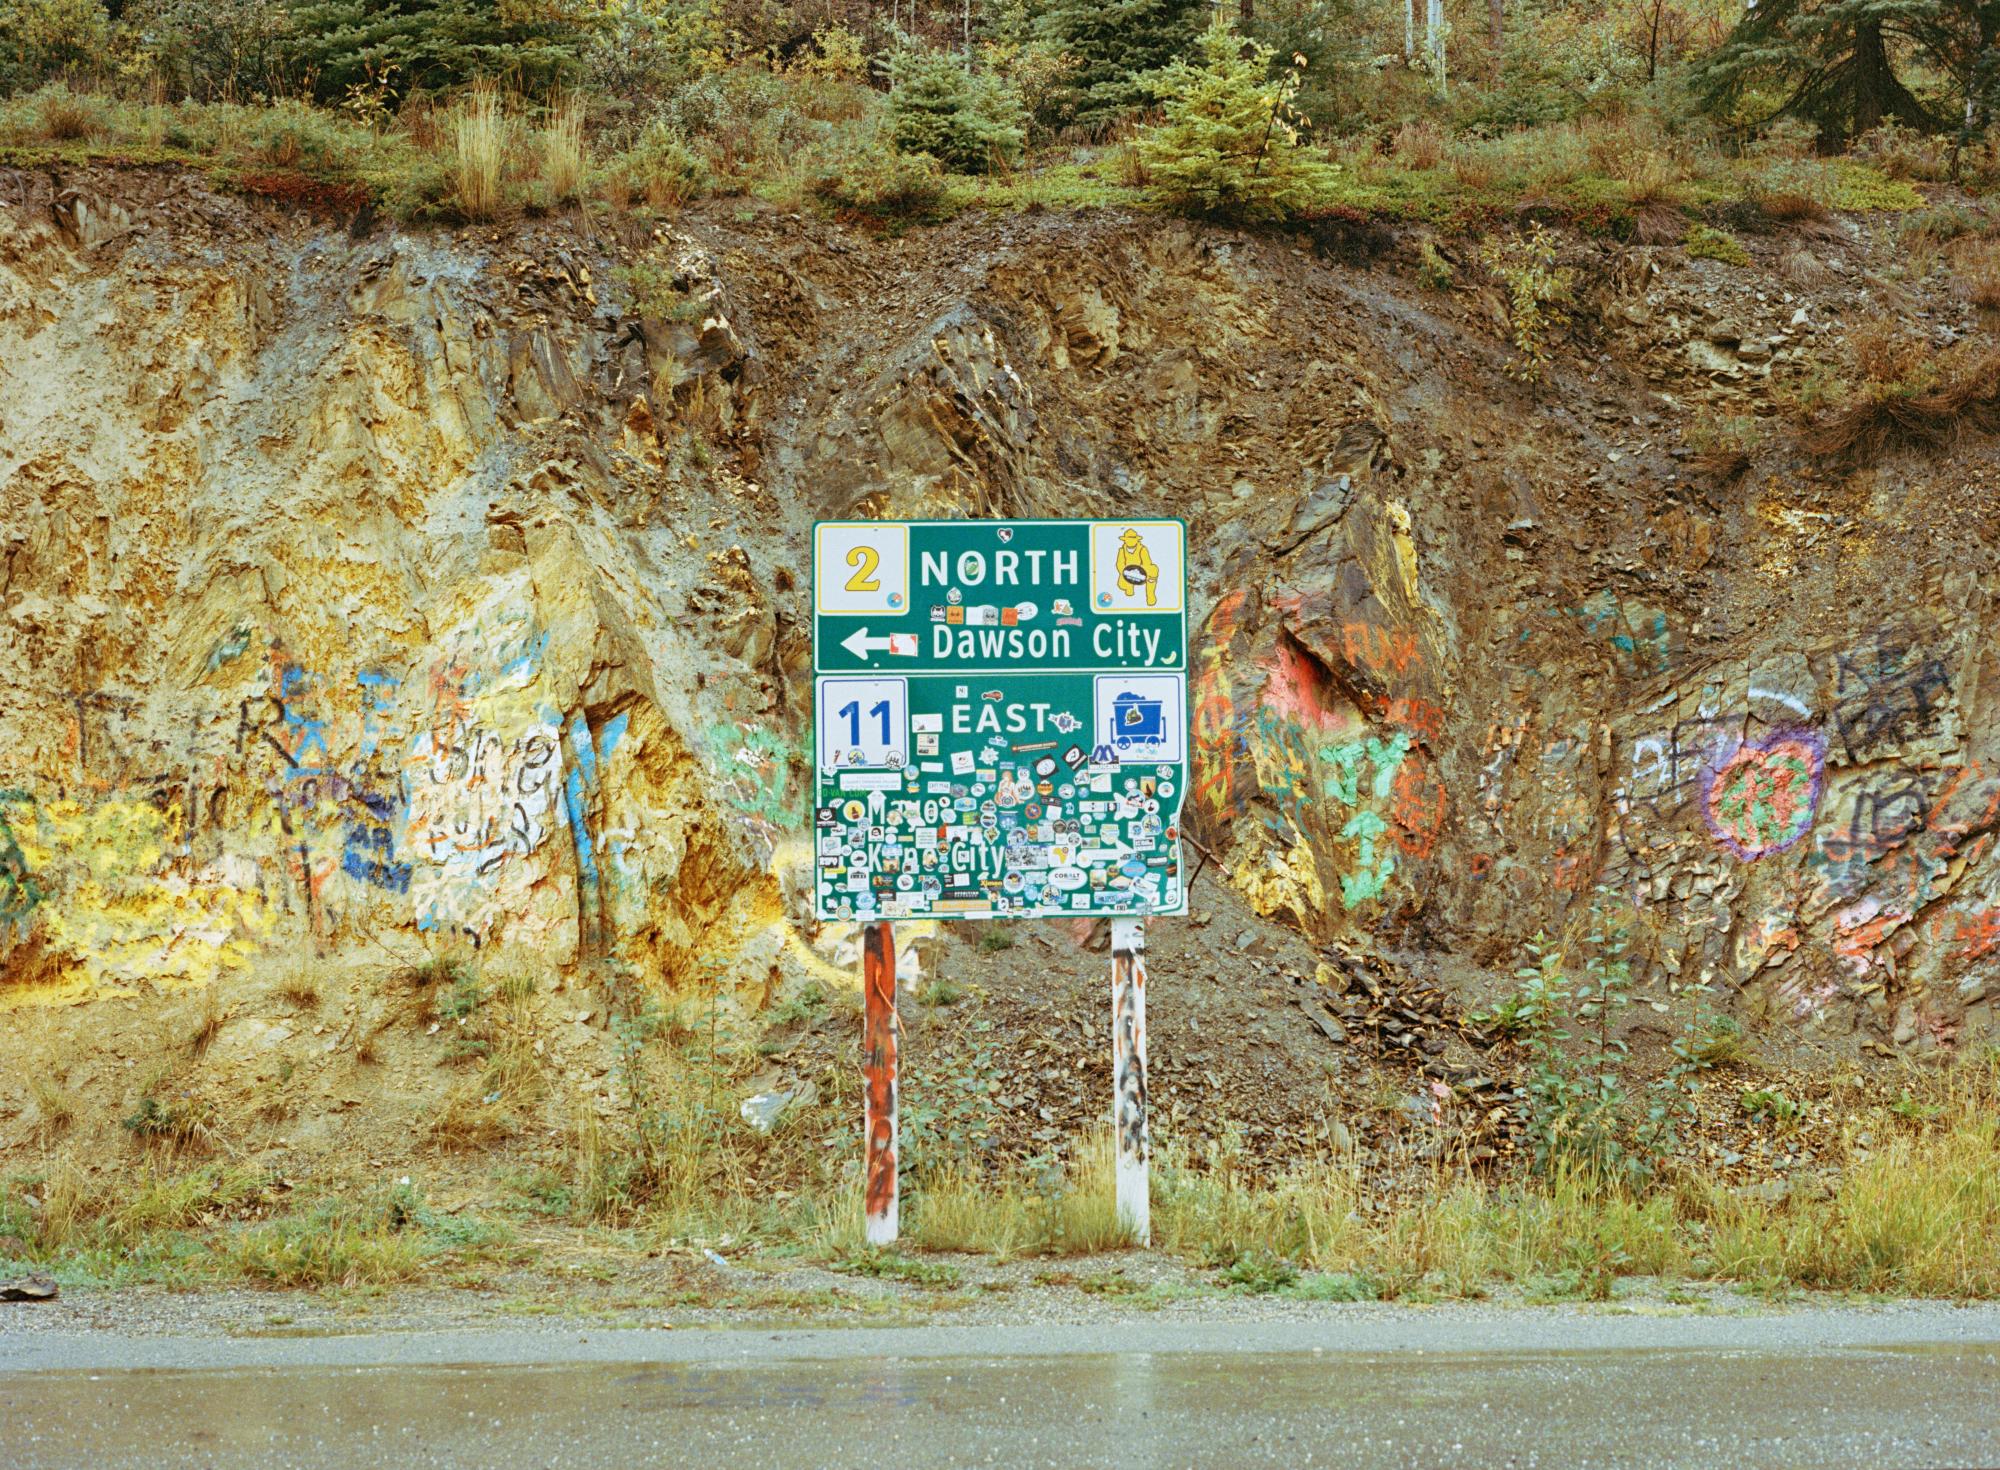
<box><xmin>1702</xmin><ymin>731</ymin><xmax>1826</xmax><ymax>860</ymax></box>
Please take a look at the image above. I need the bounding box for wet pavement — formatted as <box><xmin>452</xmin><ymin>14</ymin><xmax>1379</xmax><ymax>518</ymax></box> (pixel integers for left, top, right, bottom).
<box><xmin>3</xmin><ymin>1310</ymin><xmax>1997</xmax><ymax>1468</ymax></box>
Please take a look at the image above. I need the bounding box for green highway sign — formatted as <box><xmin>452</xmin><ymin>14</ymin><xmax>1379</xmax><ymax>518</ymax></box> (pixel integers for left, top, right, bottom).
<box><xmin>812</xmin><ymin>520</ymin><xmax>1189</xmax><ymax>923</ymax></box>
<box><xmin>813</xmin><ymin>519</ymin><xmax>1187</xmax><ymax>675</ymax></box>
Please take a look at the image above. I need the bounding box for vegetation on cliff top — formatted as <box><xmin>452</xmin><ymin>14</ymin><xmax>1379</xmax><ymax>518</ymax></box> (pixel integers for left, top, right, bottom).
<box><xmin>0</xmin><ymin>0</ymin><xmax>1994</xmax><ymax>232</ymax></box>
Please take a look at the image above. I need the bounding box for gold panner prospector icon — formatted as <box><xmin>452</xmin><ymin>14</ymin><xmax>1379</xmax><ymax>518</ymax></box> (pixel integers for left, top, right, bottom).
<box><xmin>1115</xmin><ymin>528</ymin><xmax>1158</xmax><ymax>608</ymax></box>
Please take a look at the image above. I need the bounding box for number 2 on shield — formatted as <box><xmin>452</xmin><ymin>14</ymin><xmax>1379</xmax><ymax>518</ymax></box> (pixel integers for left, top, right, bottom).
<box><xmin>838</xmin><ymin>700</ymin><xmax>892</xmax><ymax>745</ymax></box>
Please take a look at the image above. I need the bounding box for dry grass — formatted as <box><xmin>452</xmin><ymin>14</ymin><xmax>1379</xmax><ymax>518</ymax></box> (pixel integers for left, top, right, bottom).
<box><xmin>1955</xmin><ymin>240</ymin><xmax>2000</xmax><ymax>312</ymax></box>
<box><xmin>539</xmin><ymin>93</ymin><xmax>586</xmax><ymax>204</ymax></box>
<box><xmin>28</xmin><ymin>1074</ymin><xmax>75</xmax><ymax>1143</ymax></box>
<box><xmin>1801</xmin><ymin>340</ymin><xmax>2000</xmax><ymax>465</ymax></box>
<box><xmin>275</xmin><ymin>962</ymin><xmax>320</xmax><ymax>1011</ymax></box>
<box><xmin>1392</xmin><ymin>119</ymin><xmax>1445</xmax><ymax>172</ymax></box>
<box><xmin>452</xmin><ymin>84</ymin><xmax>510</xmax><ymax>220</ymax></box>
<box><xmin>900</xmin><ymin>1129</ymin><xmax>1136</xmax><ymax>1257</ymax></box>
<box><xmin>36</xmin><ymin>88</ymin><xmax>106</xmax><ymax>142</ymax></box>
<box><xmin>427</xmin><ymin>1077</ymin><xmax>519</xmax><ymax>1152</ymax></box>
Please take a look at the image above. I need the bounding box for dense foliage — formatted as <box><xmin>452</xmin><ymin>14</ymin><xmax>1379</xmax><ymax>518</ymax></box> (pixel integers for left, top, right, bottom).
<box><xmin>2</xmin><ymin>0</ymin><xmax>1997</xmax><ymax>227</ymax></box>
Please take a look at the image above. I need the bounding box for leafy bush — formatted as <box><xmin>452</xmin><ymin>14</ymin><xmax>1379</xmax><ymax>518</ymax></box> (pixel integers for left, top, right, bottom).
<box><xmin>1479</xmin><ymin>222</ymin><xmax>1574</xmax><ymax>383</ymax></box>
<box><xmin>1490</xmin><ymin>910</ymin><xmax>1697</xmax><ymax>1186</ymax></box>
<box><xmin>810</xmin><ymin>146</ymin><xmax>954</xmax><ymax>227</ymax></box>
<box><xmin>0</xmin><ymin>0</ymin><xmax>110</xmax><ymax>94</ymax></box>
<box><xmin>579</xmin><ymin>0</ymin><xmax>727</xmax><ymax>141</ymax></box>
<box><xmin>883</xmin><ymin>45</ymin><xmax>1024</xmax><ymax>175</ymax></box>
<box><xmin>600</xmin><ymin>115</ymin><xmax>713</xmax><ymax>209</ymax></box>
<box><xmin>123</xmin><ymin>0</ymin><xmax>297</xmax><ymax>102</ymax></box>
<box><xmin>1135</xmin><ymin>16</ymin><xmax>1340</xmax><ymax>225</ymax></box>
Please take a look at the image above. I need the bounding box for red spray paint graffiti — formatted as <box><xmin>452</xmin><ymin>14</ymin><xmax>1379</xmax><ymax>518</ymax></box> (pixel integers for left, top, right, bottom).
<box><xmin>862</xmin><ymin>920</ymin><xmax>898</xmax><ymax>1244</ymax></box>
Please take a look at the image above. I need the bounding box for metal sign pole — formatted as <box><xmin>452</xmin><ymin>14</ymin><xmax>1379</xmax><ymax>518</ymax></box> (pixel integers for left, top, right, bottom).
<box><xmin>862</xmin><ymin>919</ymin><xmax>899</xmax><ymax>1246</ymax></box>
<box><xmin>1110</xmin><ymin>916</ymin><xmax>1150</xmax><ymax>1245</ymax></box>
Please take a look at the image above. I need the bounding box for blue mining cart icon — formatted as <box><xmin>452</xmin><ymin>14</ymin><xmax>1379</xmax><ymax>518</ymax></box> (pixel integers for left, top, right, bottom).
<box><xmin>1112</xmin><ymin>691</ymin><xmax>1165</xmax><ymax>749</ymax></box>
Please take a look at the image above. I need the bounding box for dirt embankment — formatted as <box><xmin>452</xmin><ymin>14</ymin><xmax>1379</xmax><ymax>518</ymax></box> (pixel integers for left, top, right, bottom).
<box><xmin>0</xmin><ymin>164</ymin><xmax>1996</xmax><ymax>1193</ymax></box>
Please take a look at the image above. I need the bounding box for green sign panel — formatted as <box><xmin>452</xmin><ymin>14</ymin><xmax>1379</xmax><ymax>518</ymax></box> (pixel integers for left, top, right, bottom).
<box><xmin>812</xmin><ymin>520</ymin><xmax>1189</xmax><ymax>923</ymax></box>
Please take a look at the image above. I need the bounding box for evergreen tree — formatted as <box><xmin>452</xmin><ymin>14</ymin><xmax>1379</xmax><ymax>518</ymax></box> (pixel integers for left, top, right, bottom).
<box><xmin>884</xmin><ymin>45</ymin><xmax>1026</xmax><ymax>173</ymax></box>
<box><xmin>1135</xmin><ymin>15</ymin><xmax>1339</xmax><ymax>224</ymax></box>
<box><xmin>1697</xmin><ymin>0</ymin><xmax>1999</xmax><ymax>148</ymax></box>
<box><xmin>284</xmin><ymin>0</ymin><xmax>583</xmax><ymax>103</ymax></box>
<box><xmin>1033</xmin><ymin>0</ymin><xmax>1205</xmax><ymax>131</ymax></box>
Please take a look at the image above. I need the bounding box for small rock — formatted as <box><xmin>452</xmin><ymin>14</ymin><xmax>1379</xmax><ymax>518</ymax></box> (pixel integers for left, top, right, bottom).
<box><xmin>0</xmin><ymin>1275</ymin><xmax>58</xmax><ymax>1302</ymax></box>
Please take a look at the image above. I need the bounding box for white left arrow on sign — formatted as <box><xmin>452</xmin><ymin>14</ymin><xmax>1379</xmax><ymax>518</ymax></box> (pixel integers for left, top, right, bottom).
<box><xmin>841</xmin><ymin>627</ymin><xmax>919</xmax><ymax>661</ymax></box>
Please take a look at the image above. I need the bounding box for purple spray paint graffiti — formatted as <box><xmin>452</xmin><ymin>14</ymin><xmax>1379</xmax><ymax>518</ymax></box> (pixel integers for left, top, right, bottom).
<box><xmin>1700</xmin><ymin>728</ymin><xmax>1827</xmax><ymax>861</ymax></box>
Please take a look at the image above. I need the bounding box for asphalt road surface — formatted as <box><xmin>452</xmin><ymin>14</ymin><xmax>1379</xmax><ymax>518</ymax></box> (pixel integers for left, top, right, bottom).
<box><xmin>5</xmin><ymin>1306</ymin><xmax>1998</xmax><ymax>1468</ymax></box>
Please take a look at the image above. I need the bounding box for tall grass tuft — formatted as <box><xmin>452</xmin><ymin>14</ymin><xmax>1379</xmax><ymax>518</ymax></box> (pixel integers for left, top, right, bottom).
<box><xmin>452</xmin><ymin>85</ymin><xmax>510</xmax><ymax>220</ymax></box>
<box><xmin>540</xmin><ymin>92</ymin><xmax>586</xmax><ymax>204</ymax></box>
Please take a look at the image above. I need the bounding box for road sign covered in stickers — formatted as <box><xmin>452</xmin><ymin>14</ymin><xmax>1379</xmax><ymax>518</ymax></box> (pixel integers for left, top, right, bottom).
<box><xmin>812</xmin><ymin>519</ymin><xmax>1189</xmax><ymax>923</ymax></box>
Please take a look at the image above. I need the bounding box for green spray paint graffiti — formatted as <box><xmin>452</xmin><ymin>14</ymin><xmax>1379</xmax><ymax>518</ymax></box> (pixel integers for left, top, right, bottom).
<box><xmin>1</xmin><ymin>791</ymin><xmax>44</xmax><ymax>938</ymax></box>
<box><xmin>1318</xmin><ymin>733</ymin><xmax>1408</xmax><ymax>909</ymax></box>
<box><xmin>705</xmin><ymin>723</ymin><xmax>808</xmax><ymax>855</ymax></box>
<box><xmin>1338</xmin><ymin>809</ymin><xmax>1394</xmax><ymax>909</ymax></box>
<box><xmin>1320</xmin><ymin>732</ymin><xmax>1416</xmax><ymax>908</ymax></box>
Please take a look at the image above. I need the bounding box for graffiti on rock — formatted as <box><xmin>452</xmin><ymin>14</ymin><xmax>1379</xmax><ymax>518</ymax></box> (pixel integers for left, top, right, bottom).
<box><xmin>1828</xmin><ymin>631</ymin><xmax>1954</xmax><ymax>761</ymax></box>
<box><xmin>0</xmin><ymin>793</ymin><xmax>44</xmax><ymax>941</ymax></box>
<box><xmin>1700</xmin><ymin>729</ymin><xmax>1825</xmax><ymax>861</ymax></box>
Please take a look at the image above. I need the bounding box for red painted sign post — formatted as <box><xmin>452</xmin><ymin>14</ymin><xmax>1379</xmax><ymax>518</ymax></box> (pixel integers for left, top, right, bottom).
<box><xmin>862</xmin><ymin>920</ymin><xmax>899</xmax><ymax>1245</ymax></box>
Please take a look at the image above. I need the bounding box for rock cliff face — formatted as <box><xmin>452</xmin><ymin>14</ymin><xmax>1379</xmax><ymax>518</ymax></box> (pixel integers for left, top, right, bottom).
<box><xmin>2</xmin><ymin>164</ymin><xmax>1996</xmax><ymax>1063</ymax></box>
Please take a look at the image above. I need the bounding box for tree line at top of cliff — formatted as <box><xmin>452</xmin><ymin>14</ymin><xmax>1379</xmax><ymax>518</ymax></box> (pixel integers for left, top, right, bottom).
<box><xmin>0</xmin><ymin>0</ymin><xmax>1994</xmax><ymax>230</ymax></box>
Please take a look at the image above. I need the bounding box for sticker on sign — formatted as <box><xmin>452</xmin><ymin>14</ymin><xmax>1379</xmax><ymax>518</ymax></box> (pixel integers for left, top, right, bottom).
<box><xmin>812</xmin><ymin>520</ymin><xmax>1188</xmax><ymax>923</ymax></box>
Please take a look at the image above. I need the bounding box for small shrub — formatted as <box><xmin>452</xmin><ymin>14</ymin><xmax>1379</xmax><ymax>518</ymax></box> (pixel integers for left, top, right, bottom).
<box><xmin>1900</xmin><ymin>204</ymin><xmax>1986</xmax><ymax>246</ymax></box>
<box><xmin>28</xmin><ymin>1076</ymin><xmax>74</xmax><ymax>1140</ymax></box>
<box><xmin>1746</xmin><ymin>158</ymin><xmax>1833</xmax><ymax>223</ymax></box>
<box><xmin>1740</xmin><ymin>1088</ymin><xmax>1805</xmax><ymax>1127</ymax></box>
<box><xmin>1219</xmin><ymin>1249</ymin><xmax>1299</xmax><ymax>1293</ymax></box>
<box><xmin>30</xmin><ymin>83</ymin><xmax>109</xmax><ymax>142</ymax></box>
<box><xmin>976</xmin><ymin>927</ymin><xmax>1015</xmax><ymax>954</ymax></box>
<box><xmin>1955</xmin><ymin>241</ymin><xmax>2000</xmax><ymax>311</ymax></box>
<box><xmin>1682</xmin><ymin>1010</ymin><xmax>1751</xmax><ymax>1068</ymax></box>
<box><xmin>122</xmin><ymin>1093</ymin><xmax>220</xmax><ymax>1151</ymax></box>
<box><xmin>1393</xmin><ymin>119</ymin><xmax>1445</xmax><ymax>171</ymax></box>
<box><xmin>917</xmin><ymin>977</ymin><xmax>966</xmax><ymax>1007</ymax></box>
<box><xmin>809</xmin><ymin>148</ymin><xmax>952</xmax><ymax>227</ymax></box>
<box><xmin>437</xmin><ymin>968</ymin><xmax>486</xmax><ymax>1021</ymax></box>
<box><xmin>1416</xmin><ymin>238</ymin><xmax>1455</xmax><ymax>290</ymax></box>
<box><xmin>1852</xmin><ymin>122</ymin><xmax>1951</xmax><ymax>182</ymax></box>
<box><xmin>1479</xmin><ymin>222</ymin><xmax>1575</xmax><ymax>385</ymax></box>
<box><xmin>277</xmin><ymin>963</ymin><xmax>320</xmax><ymax>1009</ymax></box>
<box><xmin>1684</xmin><ymin>223</ymin><xmax>1751</xmax><ymax>266</ymax></box>
<box><xmin>1685</xmin><ymin>413</ymin><xmax>1759</xmax><ymax>482</ymax></box>
<box><xmin>601</xmin><ymin>117</ymin><xmax>712</xmax><ymax>210</ymax></box>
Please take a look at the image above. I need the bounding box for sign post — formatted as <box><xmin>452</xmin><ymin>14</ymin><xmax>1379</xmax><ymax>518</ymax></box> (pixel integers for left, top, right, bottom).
<box><xmin>812</xmin><ymin>519</ymin><xmax>1188</xmax><ymax>1247</ymax></box>
<box><xmin>861</xmin><ymin>920</ymin><xmax>898</xmax><ymax>1245</ymax></box>
<box><xmin>1109</xmin><ymin>916</ymin><xmax>1150</xmax><ymax>1243</ymax></box>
